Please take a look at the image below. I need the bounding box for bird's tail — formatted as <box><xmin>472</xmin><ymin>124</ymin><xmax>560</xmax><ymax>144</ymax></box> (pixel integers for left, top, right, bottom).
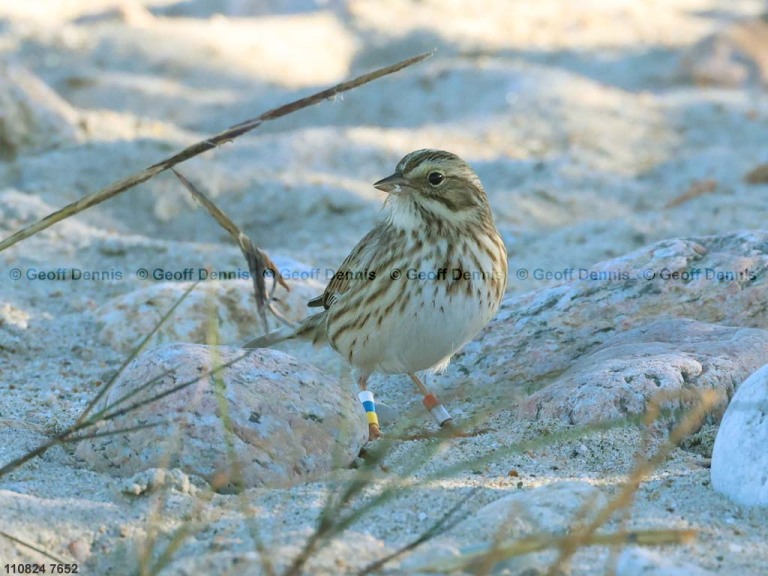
<box><xmin>243</xmin><ymin>312</ymin><xmax>327</xmax><ymax>349</ymax></box>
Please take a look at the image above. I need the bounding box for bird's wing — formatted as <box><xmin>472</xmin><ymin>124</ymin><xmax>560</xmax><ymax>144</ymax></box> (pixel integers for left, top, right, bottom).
<box><xmin>307</xmin><ymin>227</ymin><xmax>382</xmax><ymax>310</ymax></box>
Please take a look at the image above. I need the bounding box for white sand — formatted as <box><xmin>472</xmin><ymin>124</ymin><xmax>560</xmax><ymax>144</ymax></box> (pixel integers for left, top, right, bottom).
<box><xmin>1</xmin><ymin>0</ymin><xmax>768</xmax><ymax>574</ymax></box>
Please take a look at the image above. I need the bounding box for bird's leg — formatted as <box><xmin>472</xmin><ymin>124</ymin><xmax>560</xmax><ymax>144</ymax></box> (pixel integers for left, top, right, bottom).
<box><xmin>357</xmin><ymin>374</ymin><xmax>381</xmax><ymax>441</ymax></box>
<box><xmin>408</xmin><ymin>373</ymin><xmax>452</xmax><ymax>427</ymax></box>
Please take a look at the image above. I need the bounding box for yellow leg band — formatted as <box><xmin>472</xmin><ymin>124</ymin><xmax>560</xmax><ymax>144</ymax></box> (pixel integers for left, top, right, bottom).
<box><xmin>366</xmin><ymin>411</ymin><xmax>379</xmax><ymax>425</ymax></box>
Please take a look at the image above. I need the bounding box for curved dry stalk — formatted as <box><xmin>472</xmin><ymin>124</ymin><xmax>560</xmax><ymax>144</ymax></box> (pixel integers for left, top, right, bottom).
<box><xmin>171</xmin><ymin>168</ymin><xmax>291</xmax><ymax>335</ymax></box>
<box><xmin>0</xmin><ymin>51</ymin><xmax>433</xmax><ymax>254</ymax></box>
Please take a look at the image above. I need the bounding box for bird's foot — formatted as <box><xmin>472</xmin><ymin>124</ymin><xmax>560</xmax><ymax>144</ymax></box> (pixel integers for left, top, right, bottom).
<box><xmin>439</xmin><ymin>419</ymin><xmax>490</xmax><ymax>438</ymax></box>
<box><xmin>368</xmin><ymin>422</ymin><xmax>382</xmax><ymax>441</ymax></box>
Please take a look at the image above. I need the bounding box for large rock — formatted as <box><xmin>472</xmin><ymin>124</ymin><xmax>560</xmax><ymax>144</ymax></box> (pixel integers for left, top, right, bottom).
<box><xmin>521</xmin><ymin>319</ymin><xmax>768</xmax><ymax>426</ymax></box>
<box><xmin>461</xmin><ymin>480</ymin><xmax>607</xmax><ymax>540</ymax></box>
<box><xmin>711</xmin><ymin>362</ymin><xmax>768</xmax><ymax>507</ymax></box>
<box><xmin>450</xmin><ymin>232</ymin><xmax>768</xmax><ymax>401</ymax></box>
<box><xmin>680</xmin><ymin>17</ymin><xmax>768</xmax><ymax>88</ymax></box>
<box><xmin>404</xmin><ymin>481</ymin><xmax>607</xmax><ymax>574</ymax></box>
<box><xmin>75</xmin><ymin>343</ymin><xmax>368</xmax><ymax>490</ymax></box>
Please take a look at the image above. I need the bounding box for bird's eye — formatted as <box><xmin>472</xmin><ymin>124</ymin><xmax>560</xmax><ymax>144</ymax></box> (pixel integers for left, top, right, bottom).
<box><xmin>427</xmin><ymin>171</ymin><xmax>445</xmax><ymax>187</ymax></box>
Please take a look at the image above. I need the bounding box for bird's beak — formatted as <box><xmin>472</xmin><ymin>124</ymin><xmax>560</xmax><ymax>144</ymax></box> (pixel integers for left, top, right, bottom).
<box><xmin>373</xmin><ymin>172</ymin><xmax>410</xmax><ymax>195</ymax></box>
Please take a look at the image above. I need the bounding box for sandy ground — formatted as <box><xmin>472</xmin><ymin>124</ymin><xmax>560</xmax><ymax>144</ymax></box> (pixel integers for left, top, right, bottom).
<box><xmin>2</xmin><ymin>0</ymin><xmax>768</xmax><ymax>574</ymax></box>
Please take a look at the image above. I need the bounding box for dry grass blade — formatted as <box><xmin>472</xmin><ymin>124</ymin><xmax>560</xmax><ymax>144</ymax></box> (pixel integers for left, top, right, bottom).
<box><xmin>94</xmin><ymin>351</ymin><xmax>254</xmax><ymax>425</ymax></box>
<box><xmin>0</xmin><ymin>282</ymin><xmax>199</xmax><ymax>479</ymax></box>
<box><xmin>545</xmin><ymin>389</ymin><xmax>719</xmax><ymax>575</ymax></box>
<box><xmin>0</xmin><ymin>530</ymin><xmax>67</xmax><ymax>564</ymax></box>
<box><xmin>0</xmin><ymin>340</ymin><xmax>254</xmax><ymax>477</ymax></box>
<box><xmin>283</xmin><ymin>406</ymin><xmax>648</xmax><ymax>576</ymax></box>
<box><xmin>76</xmin><ymin>280</ymin><xmax>201</xmax><ymax>426</ymax></box>
<box><xmin>664</xmin><ymin>179</ymin><xmax>718</xmax><ymax>208</ymax></box>
<box><xmin>141</xmin><ymin>522</ymin><xmax>195</xmax><ymax>576</ymax></box>
<box><xmin>281</xmin><ymin>431</ymin><xmax>447</xmax><ymax>576</ymax></box>
<box><xmin>171</xmin><ymin>168</ymin><xmax>290</xmax><ymax>334</ymax></box>
<box><xmin>413</xmin><ymin>529</ymin><xmax>696</xmax><ymax>573</ymax></box>
<box><xmin>0</xmin><ymin>51</ymin><xmax>433</xmax><ymax>253</ymax></box>
<box><xmin>65</xmin><ymin>422</ymin><xmax>165</xmax><ymax>443</ymax></box>
<box><xmin>0</xmin><ymin>280</ymin><xmax>247</xmax><ymax>481</ymax></box>
<box><xmin>357</xmin><ymin>488</ymin><xmax>481</xmax><ymax>576</ymax></box>
<box><xmin>0</xmin><ymin>367</ymin><xmax>172</xmax><ymax>478</ymax></box>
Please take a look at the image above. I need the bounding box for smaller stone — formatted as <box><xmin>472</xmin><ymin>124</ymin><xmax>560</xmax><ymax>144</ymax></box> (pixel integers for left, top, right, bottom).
<box><xmin>120</xmin><ymin>468</ymin><xmax>194</xmax><ymax>496</ymax></box>
<box><xmin>466</xmin><ymin>481</ymin><xmax>606</xmax><ymax>538</ymax></box>
<box><xmin>67</xmin><ymin>539</ymin><xmax>91</xmax><ymax>562</ymax></box>
<box><xmin>711</xmin><ymin>362</ymin><xmax>768</xmax><ymax>507</ymax></box>
<box><xmin>680</xmin><ymin>17</ymin><xmax>768</xmax><ymax>88</ymax></box>
<box><xmin>745</xmin><ymin>163</ymin><xmax>768</xmax><ymax>185</ymax></box>
<box><xmin>404</xmin><ymin>482</ymin><xmax>606</xmax><ymax>574</ymax></box>
<box><xmin>573</xmin><ymin>444</ymin><xmax>589</xmax><ymax>457</ymax></box>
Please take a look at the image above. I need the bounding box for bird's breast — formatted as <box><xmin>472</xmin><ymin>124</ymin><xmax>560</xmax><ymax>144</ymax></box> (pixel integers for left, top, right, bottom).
<box><xmin>325</xmin><ymin>236</ymin><xmax>506</xmax><ymax>374</ymax></box>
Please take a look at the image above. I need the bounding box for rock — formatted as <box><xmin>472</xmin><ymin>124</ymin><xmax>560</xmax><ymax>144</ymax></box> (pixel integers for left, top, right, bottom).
<box><xmin>0</xmin><ymin>303</ymin><xmax>28</xmax><ymax>353</ymax></box>
<box><xmin>711</xmin><ymin>362</ymin><xmax>768</xmax><ymax>507</ymax></box>
<box><xmin>120</xmin><ymin>468</ymin><xmax>196</xmax><ymax>496</ymax></box>
<box><xmin>405</xmin><ymin>481</ymin><xmax>606</xmax><ymax>574</ymax></box>
<box><xmin>617</xmin><ymin>547</ymin><xmax>716</xmax><ymax>576</ymax></box>
<box><xmin>96</xmin><ymin>275</ymin><xmax>323</xmax><ymax>353</ymax></box>
<box><xmin>465</xmin><ymin>480</ymin><xmax>606</xmax><ymax>539</ymax></box>
<box><xmin>680</xmin><ymin>17</ymin><xmax>768</xmax><ymax>88</ymax></box>
<box><xmin>450</xmin><ymin>232</ymin><xmax>768</xmax><ymax>407</ymax></box>
<box><xmin>67</xmin><ymin>538</ymin><xmax>91</xmax><ymax>563</ymax></box>
<box><xmin>400</xmin><ymin>543</ymin><xmax>463</xmax><ymax>575</ymax></box>
<box><xmin>679</xmin><ymin>423</ymin><xmax>718</xmax><ymax>458</ymax></box>
<box><xmin>521</xmin><ymin>319</ymin><xmax>768</xmax><ymax>426</ymax></box>
<box><xmin>0</xmin><ymin>59</ymin><xmax>81</xmax><ymax>158</ymax></box>
<box><xmin>745</xmin><ymin>162</ymin><xmax>768</xmax><ymax>185</ymax></box>
<box><xmin>75</xmin><ymin>343</ymin><xmax>367</xmax><ymax>490</ymax></box>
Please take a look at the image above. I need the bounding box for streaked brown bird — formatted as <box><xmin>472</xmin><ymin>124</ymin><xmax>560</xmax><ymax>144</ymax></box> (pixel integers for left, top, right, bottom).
<box><xmin>245</xmin><ymin>149</ymin><xmax>508</xmax><ymax>440</ymax></box>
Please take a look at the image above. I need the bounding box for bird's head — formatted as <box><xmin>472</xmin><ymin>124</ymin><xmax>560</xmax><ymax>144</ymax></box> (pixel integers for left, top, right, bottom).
<box><xmin>374</xmin><ymin>149</ymin><xmax>492</xmax><ymax>229</ymax></box>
